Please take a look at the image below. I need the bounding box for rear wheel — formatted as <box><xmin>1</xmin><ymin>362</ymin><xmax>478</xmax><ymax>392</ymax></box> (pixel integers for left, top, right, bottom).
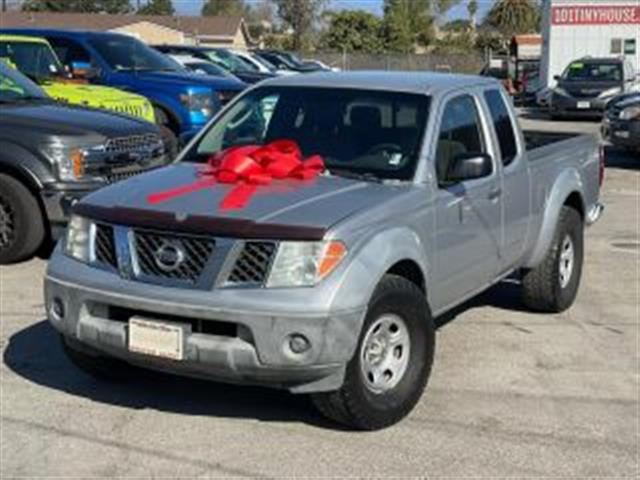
<box><xmin>312</xmin><ymin>274</ymin><xmax>435</xmax><ymax>430</ymax></box>
<box><xmin>0</xmin><ymin>174</ymin><xmax>45</xmax><ymax>264</ymax></box>
<box><xmin>522</xmin><ymin>205</ymin><xmax>584</xmax><ymax>313</ymax></box>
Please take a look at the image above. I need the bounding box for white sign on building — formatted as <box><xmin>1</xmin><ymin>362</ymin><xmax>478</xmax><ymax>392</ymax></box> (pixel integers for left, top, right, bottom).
<box><xmin>540</xmin><ymin>0</ymin><xmax>640</xmax><ymax>88</ymax></box>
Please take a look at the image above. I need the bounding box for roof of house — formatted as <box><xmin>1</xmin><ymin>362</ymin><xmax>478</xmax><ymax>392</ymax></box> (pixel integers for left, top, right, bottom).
<box><xmin>0</xmin><ymin>12</ymin><xmax>245</xmax><ymax>38</ymax></box>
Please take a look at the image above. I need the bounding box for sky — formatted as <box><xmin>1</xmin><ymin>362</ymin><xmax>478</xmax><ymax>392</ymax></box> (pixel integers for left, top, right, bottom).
<box><xmin>167</xmin><ymin>0</ymin><xmax>493</xmax><ymax>22</ymax></box>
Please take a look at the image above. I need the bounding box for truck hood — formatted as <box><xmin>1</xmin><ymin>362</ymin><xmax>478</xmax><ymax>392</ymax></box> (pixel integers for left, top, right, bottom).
<box><xmin>132</xmin><ymin>71</ymin><xmax>246</xmax><ymax>91</ymax></box>
<box><xmin>1</xmin><ymin>101</ymin><xmax>155</xmax><ymax>139</ymax></box>
<box><xmin>78</xmin><ymin>163</ymin><xmax>403</xmax><ymax>236</ymax></box>
<box><xmin>41</xmin><ymin>80</ymin><xmax>146</xmax><ymax>103</ymax></box>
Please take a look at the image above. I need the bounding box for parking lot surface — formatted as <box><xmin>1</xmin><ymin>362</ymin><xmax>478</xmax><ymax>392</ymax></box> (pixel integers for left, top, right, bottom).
<box><xmin>1</xmin><ymin>116</ymin><xmax>638</xmax><ymax>478</ymax></box>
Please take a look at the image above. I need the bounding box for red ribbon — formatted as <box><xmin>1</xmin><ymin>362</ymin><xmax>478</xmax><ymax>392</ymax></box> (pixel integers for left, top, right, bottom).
<box><xmin>147</xmin><ymin>140</ymin><xmax>324</xmax><ymax>211</ymax></box>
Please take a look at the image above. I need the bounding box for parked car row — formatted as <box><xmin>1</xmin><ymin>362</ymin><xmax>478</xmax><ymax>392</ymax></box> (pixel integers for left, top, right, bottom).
<box><xmin>0</xmin><ymin>62</ymin><xmax>169</xmax><ymax>263</ymax></box>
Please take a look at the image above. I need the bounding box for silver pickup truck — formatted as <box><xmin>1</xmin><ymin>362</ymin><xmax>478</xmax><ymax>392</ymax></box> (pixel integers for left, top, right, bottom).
<box><xmin>45</xmin><ymin>72</ymin><xmax>604</xmax><ymax>430</ymax></box>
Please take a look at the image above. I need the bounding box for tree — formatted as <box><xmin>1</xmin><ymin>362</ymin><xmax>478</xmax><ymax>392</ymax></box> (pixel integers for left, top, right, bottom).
<box><xmin>467</xmin><ymin>0</ymin><xmax>478</xmax><ymax>31</ymax></box>
<box><xmin>485</xmin><ymin>0</ymin><xmax>541</xmax><ymax>37</ymax></box>
<box><xmin>202</xmin><ymin>0</ymin><xmax>247</xmax><ymax>17</ymax></box>
<box><xmin>137</xmin><ymin>0</ymin><xmax>174</xmax><ymax>15</ymax></box>
<box><xmin>382</xmin><ymin>0</ymin><xmax>434</xmax><ymax>53</ymax></box>
<box><xmin>22</xmin><ymin>0</ymin><xmax>130</xmax><ymax>13</ymax></box>
<box><xmin>320</xmin><ymin>10</ymin><xmax>384</xmax><ymax>54</ymax></box>
<box><xmin>442</xmin><ymin>18</ymin><xmax>470</xmax><ymax>32</ymax></box>
<box><xmin>272</xmin><ymin>0</ymin><xmax>327</xmax><ymax>52</ymax></box>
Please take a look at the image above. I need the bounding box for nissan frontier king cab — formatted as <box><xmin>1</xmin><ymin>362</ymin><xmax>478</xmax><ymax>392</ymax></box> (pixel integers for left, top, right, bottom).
<box><xmin>45</xmin><ymin>72</ymin><xmax>604</xmax><ymax>430</ymax></box>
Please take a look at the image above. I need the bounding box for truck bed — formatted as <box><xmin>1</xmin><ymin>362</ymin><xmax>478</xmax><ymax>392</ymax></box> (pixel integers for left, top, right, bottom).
<box><xmin>523</xmin><ymin>130</ymin><xmax>585</xmax><ymax>151</ymax></box>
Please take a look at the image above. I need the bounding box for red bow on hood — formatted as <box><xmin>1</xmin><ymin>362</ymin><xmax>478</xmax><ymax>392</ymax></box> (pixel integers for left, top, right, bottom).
<box><xmin>147</xmin><ymin>140</ymin><xmax>325</xmax><ymax>211</ymax></box>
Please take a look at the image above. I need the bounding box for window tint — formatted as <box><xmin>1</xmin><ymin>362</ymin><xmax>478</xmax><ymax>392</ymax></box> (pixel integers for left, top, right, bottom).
<box><xmin>435</xmin><ymin>95</ymin><xmax>486</xmax><ymax>184</ymax></box>
<box><xmin>484</xmin><ymin>89</ymin><xmax>518</xmax><ymax>166</ymax></box>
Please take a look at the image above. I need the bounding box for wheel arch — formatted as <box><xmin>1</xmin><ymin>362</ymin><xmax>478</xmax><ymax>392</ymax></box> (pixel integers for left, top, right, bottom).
<box><xmin>523</xmin><ymin>167</ymin><xmax>586</xmax><ymax>269</ymax></box>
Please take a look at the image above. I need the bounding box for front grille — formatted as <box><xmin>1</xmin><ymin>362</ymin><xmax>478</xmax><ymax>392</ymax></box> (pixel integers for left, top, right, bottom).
<box><xmin>227</xmin><ymin>241</ymin><xmax>277</xmax><ymax>285</ymax></box>
<box><xmin>133</xmin><ymin>230</ymin><xmax>215</xmax><ymax>283</ymax></box>
<box><xmin>105</xmin><ymin>134</ymin><xmax>162</xmax><ymax>154</ymax></box>
<box><xmin>112</xmin><ymin>104</ymin><xmax>143</xmax><ymax>118</ymax></box>
<box><xmin>94</xmin><ymin>224</ymin><xmax>117</xmax><ymax>269</ymax></box>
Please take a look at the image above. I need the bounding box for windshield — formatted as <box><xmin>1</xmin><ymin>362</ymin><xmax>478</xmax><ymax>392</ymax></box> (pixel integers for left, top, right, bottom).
<box><xmin>244</xmin><ymin>52</ymin><xmax>276</xmax><ymax>72</ymax></box>
<box><xmin>204</xmin><ymin>49</ymin><xmax>256</xmax><ymax>73</ymax></box>
<box><xmin>89</xmin><ymin>35</ymin><xmax>181</xmax><ymax>72</ymax></box>
<box><xmin>185</xmin><ymin>87</ymin><xmax>430</xmax><ymax>181</ymax></box>
<box><xmin>0</xmin><ymin>62</ymin><xmax>49</xmax><ymax>102</ymax></box>
<box><xmin>563</xmin><ymin>61</ymin><xmax>622</xmax><ymax>82</ymax></box>
<box><xmin>0</xmin><ymin>40</ymin><xmax>64</xmax><ymax>80</ymax></box>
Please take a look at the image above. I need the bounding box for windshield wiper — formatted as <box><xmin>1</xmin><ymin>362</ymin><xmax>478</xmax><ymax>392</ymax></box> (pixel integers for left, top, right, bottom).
<box><xmin>0</xmin><ymin>96</ymin><xmax>50</xmax><ymax>104</ymax></box>
<box><xmin>329</xmin><ymin>169</ymin><xmax>382</xmax><ymax>183</ymax></box>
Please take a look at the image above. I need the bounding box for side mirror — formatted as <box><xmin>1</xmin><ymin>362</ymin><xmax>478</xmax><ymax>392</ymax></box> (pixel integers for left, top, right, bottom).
<box><xmin>447</xmin><ymin>153</ymin><xmax>493</xmax><ymax>183</ymax></box>
<box><xmin>553</xmin><ymin>74</ymin><xmax>561</xmax><ymax>81</ymax></box>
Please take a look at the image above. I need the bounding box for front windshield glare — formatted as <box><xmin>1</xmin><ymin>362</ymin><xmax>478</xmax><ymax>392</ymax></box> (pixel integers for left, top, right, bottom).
<box><xmin>186</xmin><ymin>87</ymin><xmax>430</xmax><ymax>181</ymax></box>
<box><xmin>89</xmin><ymin>36</ymin><xmax>179</xmax><ymax>72</ymax></box>
<box><xmin>0</xmin><ymin>63</ymin><xmax>48</xmax><ymax>101</ymax></box>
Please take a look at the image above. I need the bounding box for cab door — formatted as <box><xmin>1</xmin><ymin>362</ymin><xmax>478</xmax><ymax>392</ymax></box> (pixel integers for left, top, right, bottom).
<box><xmin>431</xmin><ymin>93</ymin><xmax>503</xmax><ymax>311</ymax></box>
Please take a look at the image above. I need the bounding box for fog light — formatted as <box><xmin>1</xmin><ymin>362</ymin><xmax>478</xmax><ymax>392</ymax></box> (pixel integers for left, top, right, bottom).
<box><xmin>50</xmin><ymin>297</ymin><xmax>65</xmax><ymax>321</ymax></box>
<box><xmin>288</xmin><ymin>334</ymin><xmax>311</xmax><ymax>354</ymax></box>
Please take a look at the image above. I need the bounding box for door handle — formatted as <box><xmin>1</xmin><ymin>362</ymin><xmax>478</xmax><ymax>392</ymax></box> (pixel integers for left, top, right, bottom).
<box><xmin>488</xmin><ymin>187</ymin><xmax>502</xmax><ymax>201</ymax></box>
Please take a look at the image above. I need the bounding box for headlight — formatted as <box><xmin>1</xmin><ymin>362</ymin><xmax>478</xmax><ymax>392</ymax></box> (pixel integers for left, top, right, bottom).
<box><xmin>598</xmin><ymin>87</ymin><xmax>622</xmax><ymax>99</ymax></box>
<box><xmin>620</xmin><ymin>105</ymin><xmax>640</xmax><ymax>120</ymax></box>
<box><xmin>180</xmin><ymin>90</ymin><xmax>213</xmax><ymax>117</ymax></box>
<box><xmin>266</xmin><ymin>240</ymin><xmax>347</xmax><ymax>288</ymax></box>
<box><xmin>42</xmin><ymin>144</ymin><xmax>101</xmax><ymax>181</ymax></box>
<box><xmin>64</xmin><ymin>215</ymin><xmax>92</xmax><ymax>263</ymax></box>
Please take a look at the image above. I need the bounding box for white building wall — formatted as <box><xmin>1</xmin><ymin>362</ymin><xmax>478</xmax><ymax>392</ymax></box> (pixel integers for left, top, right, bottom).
<box><xmin>541</xmin><ymin>0</ymin><xmax>640</xmax><ymax>88</ymax></box>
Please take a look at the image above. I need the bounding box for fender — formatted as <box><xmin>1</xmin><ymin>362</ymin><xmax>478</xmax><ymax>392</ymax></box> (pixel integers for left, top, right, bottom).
<box><xmin>523</xmin><ymin>167</ymin><xmax>585</xmax><ymax>268</ymax></box>
<box><xmin>0</xmin><ymin>140</ymin><xmax>52</xmax><ymax>190</ymax></box>
<box><xmin>149</xmin><ymin>96</ymin><xmax>183</xmax><ymax>127</ymax></box>
<box><xmin>330</xmin><ymin>226</ymin><xmax>430</xmax><ymax>314</ymax></box>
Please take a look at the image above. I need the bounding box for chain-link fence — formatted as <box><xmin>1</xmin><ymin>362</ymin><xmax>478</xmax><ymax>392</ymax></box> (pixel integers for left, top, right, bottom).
<box><xmin>296</xmin><ymin>52</ymin><xmax>485</xmax><ymax>75</ymax></box>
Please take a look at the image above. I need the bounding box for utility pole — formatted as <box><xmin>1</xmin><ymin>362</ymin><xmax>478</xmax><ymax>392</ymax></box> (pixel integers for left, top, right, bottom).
<box><xmin>1</xmin><ymin>0</ymin><xmax>7</xmax><ymax>13</ymax></box>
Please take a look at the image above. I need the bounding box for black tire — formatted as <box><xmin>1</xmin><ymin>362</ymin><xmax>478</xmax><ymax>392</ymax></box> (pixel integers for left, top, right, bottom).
<box><xmin>0</xmin><ymin>174</ymin><xmax>45</xmax><ymax>265</ymax></box>
<box><xmin>61</xmin><ymin>335</ymin><xmax>132</xmax><ymax>382</ymax></box>
<box><xmin>311</xmin><ymin>274</ymin><xmax>435</xmax><ymax>430</ymax></box>
<box><xmin>522</xmin><ymin>205</ymin><xmax>584</xmax><ymax>313</ymax></box>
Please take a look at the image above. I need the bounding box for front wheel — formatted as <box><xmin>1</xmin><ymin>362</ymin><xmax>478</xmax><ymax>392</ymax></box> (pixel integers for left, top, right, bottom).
<box><xmin>311</xmin><ymin>274</ymin><xmax>435</xmax><ymax>430</ymax></box>
<box><xmin>522</xmin><ymin>205</ymin><xmax>584</xmax><ymax>313</ymax></box>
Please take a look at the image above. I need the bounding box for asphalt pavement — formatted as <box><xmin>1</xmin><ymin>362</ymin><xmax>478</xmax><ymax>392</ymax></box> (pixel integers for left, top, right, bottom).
<box><xmin>0</xmin><ymin>113</ymin><xmax>638</xmax><ymax>478</ymax></box>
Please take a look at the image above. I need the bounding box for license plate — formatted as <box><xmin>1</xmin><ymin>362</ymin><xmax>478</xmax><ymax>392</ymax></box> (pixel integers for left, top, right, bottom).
<box><xmin>614</xmin><ymin>130</ymin><xmax>630</xmax><ymax>139</ymax></box>
<box><xmin>577</xmin><ymin>101</ymin><xmax>591</xmax><ymax>109</ymax></box>
<box><xmin>128</xmin><ymin>317</ymin><xmax>186</xmax><ymax>360</ymax></box>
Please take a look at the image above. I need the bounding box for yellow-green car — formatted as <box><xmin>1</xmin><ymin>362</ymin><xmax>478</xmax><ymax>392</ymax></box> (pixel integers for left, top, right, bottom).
<box><xmin>0</xmin><ymin>35</ymin><xmax>155</xmax><ymax>123</ymax></box>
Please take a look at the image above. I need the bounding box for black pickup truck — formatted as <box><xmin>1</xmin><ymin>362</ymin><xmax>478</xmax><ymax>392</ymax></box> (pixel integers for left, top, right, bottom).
<box><xmin>0</xmin><ymin>63</ymin><xmax>170</xmax><ymax>264</ymax></box>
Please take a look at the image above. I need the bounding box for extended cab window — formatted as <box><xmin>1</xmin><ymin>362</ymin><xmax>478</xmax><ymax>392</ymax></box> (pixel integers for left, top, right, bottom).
<box><xmin>484</xmin><ymin>89</ymin><xmax>518</xmax><ymax>166</ymax></box>
<box><xmin>435</xmin><ymin>95</ymin><xmax>486</xmax><ymax>185</ymax></box>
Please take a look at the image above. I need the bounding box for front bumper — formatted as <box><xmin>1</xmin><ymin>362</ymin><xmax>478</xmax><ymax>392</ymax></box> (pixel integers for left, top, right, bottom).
<box><xmin>602</xmin><ymin>118</ymin><xmax>640</xmax><ymax>150</ymax></box>
<box><xmin>551</xmin><ymin>95</ymin><xmax>609</xmax><ymax>117</ymax></box>
<box><xmin>40</xmin><ymin>185</ymin><xmax>99</xmax><ymax>239</ymax></box>
<box><xmin>45</xmin><ymin>252</ymin><xmax>365</xmax><ymax>393</ymax></box>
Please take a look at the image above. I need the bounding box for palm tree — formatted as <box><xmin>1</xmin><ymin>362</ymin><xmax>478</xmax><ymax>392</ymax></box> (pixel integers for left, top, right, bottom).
<box><xmin>467</xmin><ymin>0</ymin><xmax>478</xmax><ymax>32</ymax></box>
<box><xmin>486</xmin><ymin>0</ymin><xmax>541</xmax><ymax>37</ymax></box>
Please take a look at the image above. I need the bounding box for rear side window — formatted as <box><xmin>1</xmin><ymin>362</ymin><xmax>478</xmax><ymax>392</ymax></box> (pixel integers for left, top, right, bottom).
<box><xmin>484</xmin><ymin>90</ymin><xmax>518</xmax><ymax>167</ymax></box>
<box><xmin>435</xmin><ymin>95</ymin><xmax>486</xmax><ymax>185</ymax></box>
<box><xmin>47</xmin><ymin>37</ymin><xmax>92</xmax><ymax>66</ymax></box>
